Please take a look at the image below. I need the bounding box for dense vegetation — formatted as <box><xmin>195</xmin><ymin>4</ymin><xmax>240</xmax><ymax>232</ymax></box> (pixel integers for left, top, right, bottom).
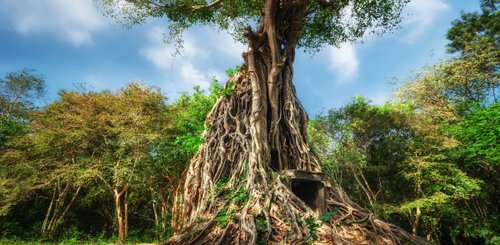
<box><xmin>0</xmin><ymin>1</ymin><xmax>498</xmax><ymax>244</ymax></box>
<box><xmin>0</xmin><ymin>75</ymin><xmax>222</xmax><ymax>243</ymax></box>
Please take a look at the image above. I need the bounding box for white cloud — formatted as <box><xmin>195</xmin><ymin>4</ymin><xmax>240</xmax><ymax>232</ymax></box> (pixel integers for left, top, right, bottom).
<box><xmin>180</xmin><ymin>63</ymin><xmax>210</xmax><ymax>89</ymax></box>
<box><xmin>139</xmin><ymin>27</ymin><xmax>175</xmax><ymax>70</ymax></box>
<box><xmin>212</xmin><ymin>32</ymin><xmax>247</xmax><ymax>61</ymax></box>
<box><xmin>328</xmin><ymin>43</ymin><xmax>359</xmax><ymax>83</ymax></box>
<box><xmin>139</xmin><ymin>26</ymin><xmax>215</xmax><ymax>91</ymax></box>
<box><xmin>0</xmin><ymin>0</ymin><xmax>108</xmax><ymax>46</ymax></box>
<box><xmin>401</xmin><ymin>0</ymin><xmax>450</xmax><ymax>43</ymax></box>
<box><xmin>139</xmin><ymin>26</ymin><xmax>249</xmax><ymax>94</ymax></box>
<box><xmin>139</xmin><ymin>26</ymin><xmax>210</xmax><ymax>71</ymax></box>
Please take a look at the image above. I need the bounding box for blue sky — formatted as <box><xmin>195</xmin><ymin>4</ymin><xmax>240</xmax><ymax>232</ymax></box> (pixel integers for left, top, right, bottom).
<box><xmin>0</xmin><ymin>0</ymin><xmax>479</xmax><ymax>116</ymax></box>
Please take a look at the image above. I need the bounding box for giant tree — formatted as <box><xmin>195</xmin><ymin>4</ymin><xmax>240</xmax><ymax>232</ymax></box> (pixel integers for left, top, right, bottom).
<box><xmin>98</xmin><ymin>0</ymin><xmax>428</xmax><ymax>244</ymax></box>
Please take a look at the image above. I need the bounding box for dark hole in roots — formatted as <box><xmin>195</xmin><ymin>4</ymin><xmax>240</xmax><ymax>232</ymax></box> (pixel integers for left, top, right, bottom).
<box><xmin>281</xmin><ymin>170</ymin><xmax>326</xmax><ymax>214</ymax></box>
<box><xmin>291</xmin><ymin>180</ymin><xmax>324</xmax><ymax>213</ymax></box>
<box><xmin>291</xmin><ymin>181</ymin><xmax>317</xmax><ymax>207</ymax></box>
<box><xmin>270</xmin><ymin>150</ymin><xmax>279</xmax><ymax>171</ymax></box>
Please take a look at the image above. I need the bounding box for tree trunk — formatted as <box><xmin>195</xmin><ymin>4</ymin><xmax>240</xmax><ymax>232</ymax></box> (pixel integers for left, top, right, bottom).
<box><xmin>113</xmin><ymin>185</ymin><xmax>128</xmax><ymax>244</ymax></box>
<box><xmin>167</xmin><ymin>0</ymin><xmax>430</xmax><ymax>244</ymax></box>
<box><xmin>41</xmin><ymin>181</ymin><xmax>81</xmax><ymax>239</ymax></box>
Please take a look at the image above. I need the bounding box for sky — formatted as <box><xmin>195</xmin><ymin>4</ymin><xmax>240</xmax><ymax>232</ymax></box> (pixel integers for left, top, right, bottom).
<box><xmin>0</xmin><ymin>0</ymin><xmax>480</xmax><ymax>116</ymax></box>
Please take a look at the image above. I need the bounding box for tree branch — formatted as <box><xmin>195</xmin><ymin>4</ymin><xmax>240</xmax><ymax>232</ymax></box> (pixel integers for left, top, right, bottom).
<box><xmin>314</xmin><ymin>0</ymin><xmax>337</xmax><ymax>8</ymax></box>
<box><xmin>147</xmin><ymin>0</ymin><xmax>225</xmax><ymax>12</ymax></box>
<box><xmin>191</xmin><ymin>0</ymin><xmax>225</xmax><ymax>11</ymax></box>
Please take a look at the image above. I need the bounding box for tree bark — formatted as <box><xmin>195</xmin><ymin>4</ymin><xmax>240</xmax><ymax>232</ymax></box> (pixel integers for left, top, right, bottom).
<box><xmin>113</xmin><ymin>185</ymin><xmax>128</xmax><ymax>244</ymax></box>
<box><xmin>41</xmin><ymin>181</ymin><xmax>81</xmax><ymax>239</ymax></box>
<box><xmin>167</xmin><ymin>0</ymin><xmax>430</xmax><ymax>244</ymax></box>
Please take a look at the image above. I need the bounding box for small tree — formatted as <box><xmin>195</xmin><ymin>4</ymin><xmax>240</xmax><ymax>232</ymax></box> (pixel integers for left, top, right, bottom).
<box><xmin>0</xmin><ymin>69</ymin><xmax>45</xmax><ymax>119</ymax></box>
<box><xmin>0</xmin><ymin>69</ymin><xmax>45</xmax><ymax>219</ymax></box>
<box><xmin>97</xmin><ymin>0</ymin><xmax>428</xmax><ymax>244</ymax></box>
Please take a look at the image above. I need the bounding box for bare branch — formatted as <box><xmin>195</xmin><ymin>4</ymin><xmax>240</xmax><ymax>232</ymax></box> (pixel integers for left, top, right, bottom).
<box><xmin>191</xmin><ymin>0</ymin><xmax>225</xmax><ymax>10</ymax></box>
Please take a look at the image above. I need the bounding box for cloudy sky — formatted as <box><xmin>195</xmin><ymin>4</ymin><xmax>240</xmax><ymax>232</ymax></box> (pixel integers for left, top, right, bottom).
<box><xmin>0</xmin><ymin>0</ymin><xmax>479</xmax><ymax>115</ymax></box>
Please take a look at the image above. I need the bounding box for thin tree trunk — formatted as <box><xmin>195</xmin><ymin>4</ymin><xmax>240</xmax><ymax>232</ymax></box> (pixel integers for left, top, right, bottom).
<box><xmin>153</xmin><ymin>200</ymin><xmax>159</xmax><ymax>229</ymax></box>
<box><xmin>349</xmin><ymin>162</ymin><xmax>377</xmax><ymax>207</ymax></box>
<box><xmin>58</xmin><ymin>185</ymin><xmax>81</xmax><ymax>225</ymax></box>
<box><xmin>124</xmin><ymin>187</ymin><xmax>128</xmax><ymax>238</ymax></box>
<box><xmin>113</xmin><ymin>185</ymin><xmax>128</xmax><ymax>244</ymax></box>
<box><xmin>41</xmin><ymin>182</ymin><xmax>81</xmax><ymax>239</ymax></box>
<box><xmin>161</xmin><ymin>199</ymin><xmax>168</xmax><ymax>239</ymax></box>
<box><xmin>41</xmin><ymin>185</ymin><xmax>57</xmax><ymax>236</ymax></box>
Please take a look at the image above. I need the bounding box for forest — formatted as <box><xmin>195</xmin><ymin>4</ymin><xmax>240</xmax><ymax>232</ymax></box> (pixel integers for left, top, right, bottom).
<box><xmin>0</xmin><ymin>0</ymin><xmax>498</xmax><ymax>244</ymax></box>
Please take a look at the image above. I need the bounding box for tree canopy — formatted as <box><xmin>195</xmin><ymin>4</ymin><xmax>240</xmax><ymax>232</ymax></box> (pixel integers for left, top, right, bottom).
<box><xmin>97</xmin><ymin>0</ymin><xmax>408</xmax><ymax>52</ymax></box>
<box><xmin>0</xmin><ymin>69</ymin><xmax>45</xmax><ymax>119</ymax></box>
<box><xmin>447</xmin><ymin>0</ymin><xmax>499</xmax><ymax>54</ymax></box>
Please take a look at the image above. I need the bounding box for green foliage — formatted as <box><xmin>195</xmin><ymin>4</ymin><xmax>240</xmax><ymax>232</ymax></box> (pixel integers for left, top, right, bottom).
<box><xmin>311</xmin><ymin>93</ymin><xmax>487</xmax><ymax>242</ymax></box>
<box><xmin>97</xmin><ymin>0</ymin><xmax>408</xmax><ymax>53</ymax></box>
<box><xmin>225</xmin><ymin>65</ymin><xmax>241</xmax><ymax>78</ymax></box>
<box><xmin>220</xmin><ymin>81</ymin><xmax>236</xmax><ymax>97</ymax></box>
<box><xmin>152</xmin><ymin>80</ymin><xmax>220</xmax><ymax>182</ymax></box>
<box><xmin>255</xmin><ymin>217</ymin><xmax>268</xmax><ymax>234</ymax></box>
<box><xmin>446</xmin><ymin>0</ymin><xmax>499</xmax><ymax>54</ymax></box>
<box><xmin>391</xmin><ymin>14</ymin><xmax>499</xmax><ymax>242</ymax></box>
<box><xmin>318</xmin><ymin>209</ymin><xmax>337</xmax><ymax>223</ymax></box>
<box><xmin>231</xmin><ymin>184</ymin><xmax>249</xmax><ymax>206</ymax></box>
<box><xmin>217</xmin><ymin>66</ymin><xmax>241</xmax><ymax>97</ymax></box>
<box><xmin>214</xmin><ymin>208</ymin><xmax>231</xmax><ymax>227</ymax></box>
<box><xmin>311</xmin><ymin>97</ymin><xmax>416</xmax><ymax>204</ymax></box>
<box><xmin>61</xmin><ymin>227</ymin><xmax>81</xmax><ymax>245</ymax></box>
<box><xmin>0</xmin><ymin>77</ymin><xmax>222</xmax><ymax>242</ymax></box>
<box><xmin>304</xmin><ymin>216</ymin><xmax>320</xmax><ymax>243</ymax></box>
<box><xmin>0</xmin><ymin>115</ymin><xmax>26</xmax><ymax>151</ymax></box>
<box><xmin>0</xmin><ymin>82</ymin><xmax>172</xmax><ymax>242</ymax></box>
<box><xmin>451</xmin><ymin>103</ymin><xmax>499</xmax><ymax>168</ymax></box>
<box><xmin>148</xmin><ymin>81</ymin><xmax>220</xmax><ymax>239</ymax></box>
<box><xmin>446</xmin><ymin>103</ymin><xmax>500</xmax><ymax>245</ymax></box>
<box><xmin>298</xmin><ymin>209</ymin><xmax>338</xmax><ymax>244</ymax></box>
<box><xmin>0</xmin><ymin>68</ymin><xmax>45</xmax><ymax>119</ymax></box>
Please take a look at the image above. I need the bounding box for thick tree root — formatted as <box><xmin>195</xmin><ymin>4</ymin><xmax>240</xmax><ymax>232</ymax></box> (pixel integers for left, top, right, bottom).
<box><xmin>167</xmin><ymin>183</ymin><xmax>428</xmax><ymax>244</ymax></box>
